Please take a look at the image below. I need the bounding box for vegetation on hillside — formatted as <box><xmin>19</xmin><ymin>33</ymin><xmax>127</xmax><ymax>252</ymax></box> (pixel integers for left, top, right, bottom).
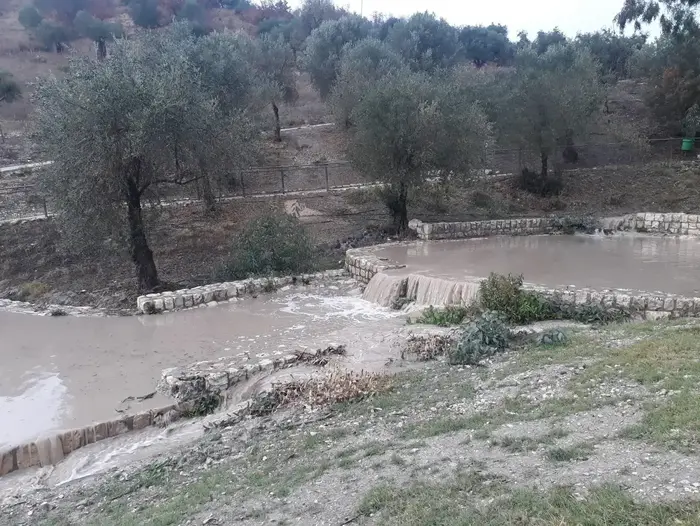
<box><xmin>4</xmin><ymin>0</ymin><xmax>700</xmax><ymax>290</ymax></box>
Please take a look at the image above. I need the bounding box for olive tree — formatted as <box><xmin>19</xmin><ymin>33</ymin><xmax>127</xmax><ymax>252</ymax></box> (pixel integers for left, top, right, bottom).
<box><xmin>496</xmin><ymin>47</ymin><xmax>603</xmax><ymax>182</ymax></box>
<box><xmin>329</xmin><ymin>38</ymin><xmax>406</xmax><ymax>128</ymax></box>
<box><xmin>385</xmin><ymin>12</ymin><xmax>461</xmax><ymax>73</ymax></box>
<box><xmin>74</xmin><ymin>10</ymin><xmax>123</xmax><ymax>59</ymax></box>
<box><xmin>255</xmin><ymin>35</ymin><xmax>297</xmax><ymax>142</ymax></box>
<box><xmin>302</xmin><ymin>15</ymin><xmax>371</xmax><ymax>98</ymax></box>
<box><xmin>347</xmin><ymin>71</ymin><xmax>492</xmax><ymax>232</ymax></box>
<box><xmin>34</xmin><ymin>26</ymin><xmax>264</xmax><ymax>291</ymax></box>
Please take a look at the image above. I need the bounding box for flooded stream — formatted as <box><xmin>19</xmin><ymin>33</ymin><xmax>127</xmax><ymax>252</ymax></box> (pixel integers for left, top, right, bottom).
<box><xmin>0</xmin><ymin>281</ymin><xmax>403</xmax><ymax>449</ymax></box>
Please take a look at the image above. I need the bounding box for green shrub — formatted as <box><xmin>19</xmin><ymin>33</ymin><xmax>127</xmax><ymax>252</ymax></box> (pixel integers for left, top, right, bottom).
<box><xmin>415</xmin><ymin>305</ymin><xmax>472</xmax><ymax>326</ymax></box>
<box><xmin>478</xmin><ymin>273</ymin><xmax>630</xmax><ymax>325</ymax></box>
<box><xmin>536</xmin><ymin>328</ymin><xmax>569</xmax><ymax>346</ymax></box>
<box><xmin>448</xmin><ymin>311</ymin><xmax>510</xmax><ymax>365</ymax></box>
<box><xmin>214</xmin><ymin>215</ymin><xmax>317</xmax><ymax>280</ymax></box>
<box><xmin>478</xmin><ymin>273</ymin><xmax>553</xmax><ymax>324</ymax></box>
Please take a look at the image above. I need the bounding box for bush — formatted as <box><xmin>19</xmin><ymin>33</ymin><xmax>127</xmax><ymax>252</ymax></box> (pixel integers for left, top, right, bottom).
<box><xmin>214</xmin><ymin>214</ymin><xmax>317</xmax><ymax>280</ymax></box>
<box><xmin>478</xmin><ymin>273</ymin><xmax>629</xmax><ymax>325</ymax></box>
<box><xmin>415</xmin><ymin>305</ymin><xmax>471</xmax><ymax>326</ymax></box>
<box><xmin>448</xmin><ymin>311</ymin><xmax>510</xmax><ymax>365</ymax></box>
<box><xmin>519</xmin><ymin>167</ymin><xmax>562</xmax><ymax>197</ymax></box>
<box><xmin>478</xmin><ymin>273</ymin><xmax>552</xmax><ymax>323</ymax></box>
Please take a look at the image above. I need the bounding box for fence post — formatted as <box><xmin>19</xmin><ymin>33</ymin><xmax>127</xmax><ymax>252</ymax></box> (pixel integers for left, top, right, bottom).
<box><xmin>240</xmin><ymin>171</ymin><xmax>245</xmax><ymax>197</ymax></box>
<box><xmin>324</xmin><ymin>164</ymin><xmax>330</xmax><ymax>192</ymax></box>
<box><xmin>280</xmin><ymin>169</ymin><xmax>285</xmax><ymax>193</ymax></box>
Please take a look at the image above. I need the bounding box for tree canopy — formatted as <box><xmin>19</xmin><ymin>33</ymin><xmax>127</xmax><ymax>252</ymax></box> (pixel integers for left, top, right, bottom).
<box><xmin>347</xmin><ymin>70</ymin><xmax>491</xmax><ymax>231</ymax></box>
<box><xmin>616</xmin><ymin>0</ymin><xmax>700</xmax><ymax>34</ymax></box>
<box><xmin>493</xmin><ymin>46</ymin><xmax>604</xmax><ymax>180</ymax></box>
<box><xmin>34</xmin><ymin>25</ymin><xmax>266</xmax><ymax>290</ymax></box>
<box><xmin>329</xmin><ymin>37</ymin><xmax>406</xmax><ymax>127</ymax></box>
<box><xmin>459</xmin><ymin>24</ymin><xmax>514</xmax><ymax>66</ymax></box>
<box><xmin>385</xmin><ymin>12</ymin><xmax>461</xmax><ymax>73</ymax></box>
<box><xmin>302</xmin><ymin>15</ymin><xmax>371</xmax><ymax>98</ymax></box>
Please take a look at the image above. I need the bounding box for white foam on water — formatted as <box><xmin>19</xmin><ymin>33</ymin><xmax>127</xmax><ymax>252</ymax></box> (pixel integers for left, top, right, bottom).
<box><xmin>277</xmin><ymin>292</ymin><xmax>402</xmax><ymax>321</ymax></box>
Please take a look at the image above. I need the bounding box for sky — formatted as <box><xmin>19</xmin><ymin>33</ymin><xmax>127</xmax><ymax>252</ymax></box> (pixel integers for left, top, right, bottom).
<box><xmin>288</xmin><ymin>0</ymin><xmax>654</xmax><ymax>39</ymax></box>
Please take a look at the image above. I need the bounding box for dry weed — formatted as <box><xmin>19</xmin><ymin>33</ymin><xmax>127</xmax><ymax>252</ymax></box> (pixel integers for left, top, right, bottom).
<box><xmin>402</xmin><ymin>333</ymin><xmax>454</xmax><ymax>361</ymax></box>
<box><xmin>251</xmin><ymin>369</ymin><xmax>392</xmax><ymax>416</ymax></box>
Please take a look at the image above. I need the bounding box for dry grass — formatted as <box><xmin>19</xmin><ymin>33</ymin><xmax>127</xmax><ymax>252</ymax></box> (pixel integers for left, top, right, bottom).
<box><xmin>251</xmin><ymin>369</ymin><xmax>393</xmax><ymax>416</ymax></box>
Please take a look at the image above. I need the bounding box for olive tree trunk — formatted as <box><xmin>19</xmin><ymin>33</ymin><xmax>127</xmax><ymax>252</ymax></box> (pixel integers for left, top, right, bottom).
<box><xmin>272</xmin><ymin>101</ymin><xmax>281</xmax><ymax>142</ymax></box>
<box><xmin>125</xmin><ymin>172</ymin><xmax>159</xmax><ymax>291</ymax></box>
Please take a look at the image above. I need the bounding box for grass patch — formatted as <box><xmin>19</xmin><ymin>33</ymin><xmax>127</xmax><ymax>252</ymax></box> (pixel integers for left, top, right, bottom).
<box><xmin>358</xmin><ymin>479</ymin><xmax>700</xmax><ymax>526</ymax></box>
<box><xmin>357</xmin><ymin>470</ymin><xmax>507</xmax><ymax>521</ymax></box>
<box><xmin>544</xmin><ymin>442</ymin><xmax>595</xmax><ymax>462</ymax></box>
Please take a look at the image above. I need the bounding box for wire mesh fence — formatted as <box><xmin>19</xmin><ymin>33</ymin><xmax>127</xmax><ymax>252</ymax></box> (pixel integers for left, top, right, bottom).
<box><xmin>0</xmin><ymin>138</ymin><xmax>697</xmax><ymax>222</ymax></box>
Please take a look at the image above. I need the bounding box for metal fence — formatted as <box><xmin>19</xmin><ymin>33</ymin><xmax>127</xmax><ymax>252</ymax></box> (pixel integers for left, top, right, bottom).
<box><xmin>1</xmin><ymin>138</ymin><xmax>698</xmax><ymax>222</ymax></box>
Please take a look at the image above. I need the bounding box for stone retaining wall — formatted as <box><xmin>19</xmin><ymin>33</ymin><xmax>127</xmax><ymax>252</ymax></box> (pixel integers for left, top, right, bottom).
<box><xmin>408</xmin><ymin>217</ymin><xmax>558</xmax><ymax>240</ymax></box>
<box><xmin>158</xmin><ymin>345</ymin><xmax>345</xmax><ymax>402</ymax></box>
<box><xmin>137</xmin><ymin>269</ymin><xmax>347</xmax><ymax>314</ymax></box>
<box><xmin>346</xmin><ymin>246</ymin><xmax>700</xmax><ymax>321</ymax></box>
<box><xmin>409</xmin><ymin>213</ymin><xmax>700</xmax><ymax>241</ymax></box>
<box><xmin>0</xmin><ymin>400</ymin><xmax>193</xmax><ymax>477</ymax></box>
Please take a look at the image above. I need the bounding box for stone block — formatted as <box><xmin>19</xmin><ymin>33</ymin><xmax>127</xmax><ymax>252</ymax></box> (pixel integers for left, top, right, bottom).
<box><xmin>153</xmin><ymin>299</ymin><xmax>164</xmax><ymax>312</ymax></box>
<box><xmin>676</xmin><ymin>297</ymin><xmax>694</xmax><ymax>314</ymax></box>
<box><xmin>0</xmin><ymin>448</ymin><xmax>17</xmax><ymax>476</ymax></box>
<box><xmin>60</xmin><ymin>430</ymin><xmax>84</xmax><ymax>455</ymax></box>
<box><xmin>133</xmin><ymin>411</ymin><xmax>152</xmax><ymax>430</ymax></box>
<box><xmin>183</xmin><ymin>295</ymin><xmax>193</xmax><ymax>308</ymax></box>
<box><xmin>202</xmin><ymin>291</ymin><xmax>215</xmax><ymax>303</ymax></box>
<box><xmin>174</xmin><ymin>295</ymin><xmax>184</xmax><ymax>309</ymax></box>
<box><xmin>647</xmin><ymin>296</ymin><xmax>665</xmax><ymax>311</ymax></box>
<box><xmin>574</xmin><ymin>290</ymin><xmax>591</xmax><ymax>305</ymax></box>
<box><xmin>192</xmin><ymin>293</ymin><xmax>203</xmax><ymax>306</ymax></box>
<box><xmin>214</xmin><ymin>289</ymin><xmax>227</xmax><ymax>301</ymax></box>
<box><xmin>663</xmin><ymin>297</ymin><xmax>676</xmax><ymax>312</ymax></box>
<box><xmin>16</xmin><ymin>443</ymin><xmax>40</xmax><ymax>469</ymax></box>
<box><xmin>630</xmin><ymin>295</ymin><xmax>647</xmax><ymax>311</ymax></box>
<box><xmin>163</xmin><ymin>297</ymin><xmax>175</xmax><ymax>311</ymax></box>
<box><xmin>615</xmin><ymin>294</ymin><xmax>631</xmax><ymax>309</ymax></box>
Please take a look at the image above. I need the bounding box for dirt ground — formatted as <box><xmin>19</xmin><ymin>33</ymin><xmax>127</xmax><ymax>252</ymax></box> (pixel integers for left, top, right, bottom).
<box><xmin>5</xmin><ymin>318</ymin><xmax>700</xmax><ymax>525</ymax></box>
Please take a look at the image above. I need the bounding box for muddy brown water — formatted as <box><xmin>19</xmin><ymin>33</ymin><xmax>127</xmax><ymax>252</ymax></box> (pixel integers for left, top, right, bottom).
<box><xmin>367</xmin><ymin>234</ymin><xmax>700</xmax><ymax>296</ymax></box>
<box><xmin>0</xmin><ymin>282</ymin><xmax>404</xmax><ymax>449</ymax></box>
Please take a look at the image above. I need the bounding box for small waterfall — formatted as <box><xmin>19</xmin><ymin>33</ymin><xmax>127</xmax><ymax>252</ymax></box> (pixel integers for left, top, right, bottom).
<box><xmin>405</xmin><ymin>275</ymin><xmax>480</xmax><ymax>306</ymax></box>
<box><xmin>362</xmin><ymin>273</ymin><xmax>407</xmax><ymax>307</ymax></box>
<box><xmin>35</xmin><ymin>435</ymin><xmax>65</xmax><ymax>467</ymax></box>
<box><xmin>362</xmin><ymin>272</ymin><xmax>481</xmax><ymax>308</ymax></box>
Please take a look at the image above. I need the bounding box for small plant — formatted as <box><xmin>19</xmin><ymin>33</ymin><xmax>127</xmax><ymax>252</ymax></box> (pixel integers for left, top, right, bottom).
<box><xmin>415</xmin><ymin>305</ymin><xmax>471</xmax><ymax>326</ymax></box>
<box><xmin>536</xmin><ymin>328</ymin><xmax>569</xmax><ymax>346</ymax></box>
<box><xmin>14</xmin><ymin>281</ymin><xmax>52</xmax><ymax>301</ymax></box>
<box><xmin>448</xmin><ymin>311</ymin><xmax>510</xmax><ymax>366</ymax></box>
<box><xmin>214</xmin><ymin>214</ymin><xmax>317</xmax><ymax>280</ymax></box>
<box><xmin>552</xmin><ymin>215</ymin><xmax>601</xmax><ymax>235</ymax></box>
